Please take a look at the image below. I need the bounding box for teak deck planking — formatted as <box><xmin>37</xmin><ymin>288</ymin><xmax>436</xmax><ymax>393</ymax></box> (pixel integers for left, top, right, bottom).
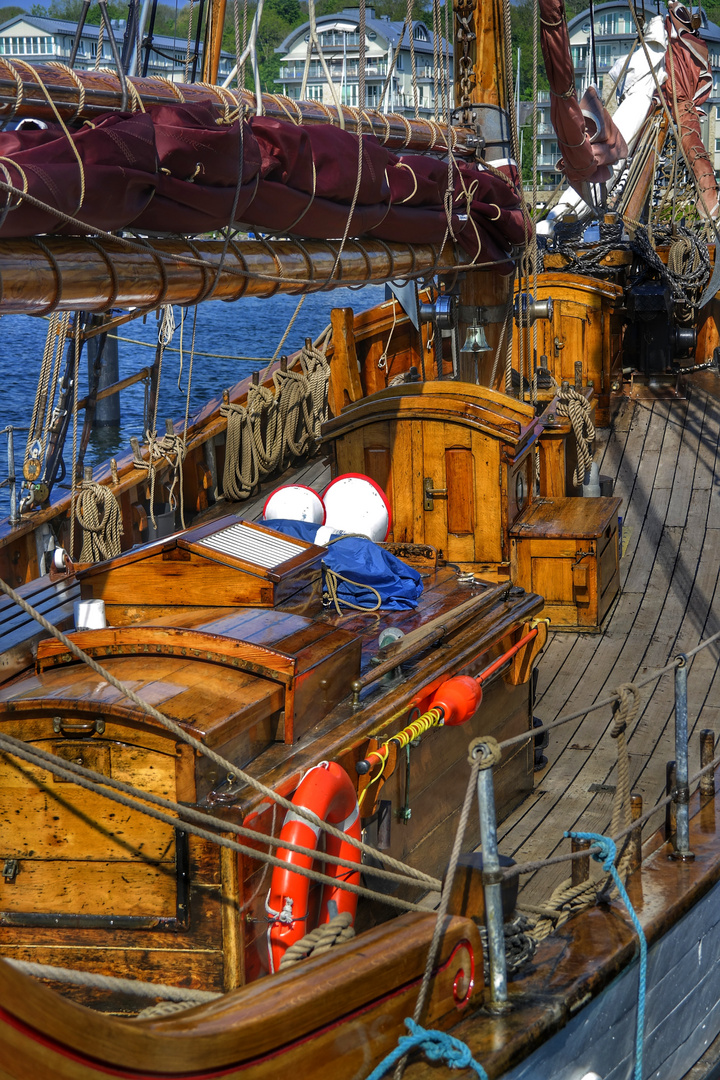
<box><xmin>499</xmin><ymin>382</ymin><xmax>720</xmax><ymax>907</ymax></box>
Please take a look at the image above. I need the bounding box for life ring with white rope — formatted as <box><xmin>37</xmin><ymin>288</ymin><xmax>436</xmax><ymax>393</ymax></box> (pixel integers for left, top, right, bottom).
<box><xmin>265</xmin><ymin>761</ymin><xmax>361</xmax><ymax>974</ymax></box>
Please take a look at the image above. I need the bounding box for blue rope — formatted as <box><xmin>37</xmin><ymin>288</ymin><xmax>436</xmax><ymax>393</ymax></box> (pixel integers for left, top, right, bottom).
<box><xmin>365</xmin><ymin>1019</ymin><xmax>488</xmax><ymax>1079</ymax></box>
<box><xmin>567</xmin><ymin>830</ymin><xmax>647</xmax><ymax>1080</ymax></box>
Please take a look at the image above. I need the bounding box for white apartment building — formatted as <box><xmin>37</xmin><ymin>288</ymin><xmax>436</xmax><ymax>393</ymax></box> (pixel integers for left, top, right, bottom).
<box><xmin>276</xmin><ymin>6</ymin><xmax>452</xmax><ymax>116</ymax></box>
<box><xmin>0</xmin><ymin>13</ymin><xmax>234</xmax><ymax>83</ymax></box>
<box><xmin>533</xmin><ymin>2</ymin><xmax>720</xmax><ymax>186</ymax></box>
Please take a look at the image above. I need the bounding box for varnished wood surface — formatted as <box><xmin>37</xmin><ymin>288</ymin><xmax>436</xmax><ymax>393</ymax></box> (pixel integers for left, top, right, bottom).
<box><xmin>0</xmin><ymin>65</ymin><xmax>476</xmax><ymax>155</ymax></box>
<box><xmin>0</xmin><ymin>238</ymin><xmax>455</xmax><ymax>315</ymax></box>
<box><xmin>0</xmin><ymin>913</ymin><xmax>483</xmax><ymax>1076</ymax></box>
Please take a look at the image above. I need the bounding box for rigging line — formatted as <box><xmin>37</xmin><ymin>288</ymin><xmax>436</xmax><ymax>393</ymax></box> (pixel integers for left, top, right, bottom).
<box><xmin>625</xmin><ymin>0</ymin><xmax>720</xmax><ymax>230</ymax></box>
<box><xmin>260</xmin><ymin>294</ymin><xmax>307</xmax><ymax>382</ymax></box>
<box><xmin>499</xmin><ymin>627</ymin><xmax>720</xmax><ymax>752</ymax></box>
<box><xmin>0</xmin><ymin>177</ymin><xmax>496</xmax><ymax>286</ymax></box>
<box><xmin>0</xmin><ymin>731</ymin><xmax>439</xmax><ymax>892</ymax></box>
<box><xmin>182</xmin><ymin>305</ymin><xmax>198</xmax><ymax>445</ymax></box>
<box><xmin>504</xmin><ymin>730</ymin><xmax>720</xmax><ymax>885</ymax></box>
<box><xmin>69</xmin><ymin>315</ymin><xmax>80</xmax><ymax>559</ymax></box>
<box><xmin>589</xmin><ymin>0</ymin><xmax>598</xmax><ymax>87</ymax></box>
<box><xmin>0</xmin><ymin>734</ymin><xmax>425</xmax><ymax>913</ymax></box>
<box><xmin>184</xmin><ymin>0</ymin><xmax>195</xmax><ymax>82</ymax></box>
<box><xmin>0</xmin><ymin>575</ymin><xmax>438</xmax><ymax>888</ymax></box>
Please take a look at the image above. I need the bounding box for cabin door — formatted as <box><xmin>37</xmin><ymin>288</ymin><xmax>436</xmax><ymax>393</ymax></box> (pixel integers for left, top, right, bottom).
<box><xmin>348</xmin><ymin>418</ymin><xmax>504</xmax><ymax>565</ymax></box>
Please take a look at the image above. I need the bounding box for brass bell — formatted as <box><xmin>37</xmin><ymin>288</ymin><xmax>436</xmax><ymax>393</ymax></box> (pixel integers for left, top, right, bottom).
<box><xmin>460</xmin><ymin>323</ymin><xmax>492</xmax><ymax>354</ymax></box>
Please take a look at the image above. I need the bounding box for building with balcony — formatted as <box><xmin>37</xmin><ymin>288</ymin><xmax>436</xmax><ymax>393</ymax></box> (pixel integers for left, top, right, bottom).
<box><xmin>532</xmin><ymin>2</ymin><xmax>720</xmax><ymax>187</ymax></box>
<box><xmin>275</xmin><ymin>6</ymin><xmax>452</xmax><ymax>116</ymax></box>
<box><xmin>0</xmin><ymin>13</ymin><xmax>234</xmax><ymax>83</ymax></box>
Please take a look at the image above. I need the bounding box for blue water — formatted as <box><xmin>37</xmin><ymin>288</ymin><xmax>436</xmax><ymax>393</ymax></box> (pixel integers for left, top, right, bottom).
<box><xmin>0</xmin><ymin>287</ymin><xmax>384</xmax><ymax>518</ymax></box>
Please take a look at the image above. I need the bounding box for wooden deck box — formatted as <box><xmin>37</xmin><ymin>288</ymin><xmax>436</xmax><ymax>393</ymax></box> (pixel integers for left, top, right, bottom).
<box><xmin>510</xmin><ymin>496</ymin><xmax>622</xmax><ymax>630</ymax></box>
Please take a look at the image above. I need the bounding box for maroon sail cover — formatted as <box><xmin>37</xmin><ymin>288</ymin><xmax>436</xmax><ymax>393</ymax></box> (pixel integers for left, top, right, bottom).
<box><xmin>0</xmin><ymin>103</ymin><xmax>530</xmax><ymax>266</ymax></box>
<box><xmin>663</xmin><ymin>2</ymin><xmax>718</xmax><ymax>216</ymax></box>
<box><xmin>539</xmin><ymin>0</ymin><xmax>627</xmax><ymax>192</ymax></box>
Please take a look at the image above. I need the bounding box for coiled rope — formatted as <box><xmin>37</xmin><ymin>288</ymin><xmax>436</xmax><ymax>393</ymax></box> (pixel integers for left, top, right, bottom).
<box><xmin>556</xmin><ymin>385</ymin><xmax>595</xmax><ymax>488</ymax></box>
<box><xmin>221</xmin><ymin>342</ymin><xmax>330</xmax><ymax>501</ymax></box>
<box><xmin>278</xmin><ymin>911</ymin><xmax>355</xmax><ymax>970</ymax></box>
<box><xmin>75</xmin><ymin>477</ymin><xmax>123</xmax><ymax>563</ymax></box>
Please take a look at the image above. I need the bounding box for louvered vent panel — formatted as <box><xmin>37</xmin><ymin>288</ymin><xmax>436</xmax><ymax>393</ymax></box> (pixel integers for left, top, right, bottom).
<box><xmin>196</xmin><ymin>523</ymin><xmax>306</xmax><ymax>569</ymax></box>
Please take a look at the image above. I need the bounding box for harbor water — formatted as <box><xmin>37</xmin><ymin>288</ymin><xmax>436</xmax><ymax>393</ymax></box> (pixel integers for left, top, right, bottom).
<box><xmin>0</xmin><ymin>286</ymin><xmax>385</xmax><ymax>518</ymax></box>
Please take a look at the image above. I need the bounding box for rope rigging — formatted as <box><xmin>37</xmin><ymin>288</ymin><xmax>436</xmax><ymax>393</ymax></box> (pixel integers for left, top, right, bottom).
<box><xmin>555</xmin><ymin>384</ymin><xmax>595</xmax><ymax>488</ymax></box>
<box><xmin>221</xmin><ymin>340</ymin><xmax>330</xmax><ymax>501</ymax></box>
<box><xmin>75</xmin><ymin>474</ymin><xmax>123</xmax><ymax>563</ymax></box>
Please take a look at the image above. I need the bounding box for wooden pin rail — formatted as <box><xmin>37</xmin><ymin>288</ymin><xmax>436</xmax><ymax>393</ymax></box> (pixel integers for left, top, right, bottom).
<box><xmin>0</xmin><ymin>238</ymin><xmax>457</xmax><ymax>315</ymax></box>
<box><xmin>75</xmin><ymin>366</ymin><xmax>152</xmax><ymax>412</ymax></box>
<box><xmin>0</xmin><ymin>65</ymin><xmax>477</xmax><ymax>157</ymax></box>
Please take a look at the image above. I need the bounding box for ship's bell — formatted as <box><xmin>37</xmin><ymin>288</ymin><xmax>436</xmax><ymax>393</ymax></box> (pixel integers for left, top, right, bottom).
<box><xmin>460</xmin><ymin>323</ymin><xmax>492</xmax><ymax>354</ymax></box>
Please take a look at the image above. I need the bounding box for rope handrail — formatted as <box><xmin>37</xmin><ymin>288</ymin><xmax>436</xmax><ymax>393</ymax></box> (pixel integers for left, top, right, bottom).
<box><xmin>499</xmin><ymin>629</ymin><xmax>720</xmax><ymax>753</ymax></box>
<box><xmin>3</xmin><ymin>958</ymin><xmax>220</xmax><ymax>1003</ymax></box>
<box><xmin>0</xmin><ymin>732</ymin><xmax>426</xmax><ymax>914</ymax></box>
<box><xmin>500</xmin><ymin>631</ymin><xmax>720</xmax><ymax>883</ymax></box>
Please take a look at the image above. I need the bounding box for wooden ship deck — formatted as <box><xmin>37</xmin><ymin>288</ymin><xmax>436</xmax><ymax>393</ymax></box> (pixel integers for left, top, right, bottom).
<box><xmin>502</xmin><ymin>378</ymin><xmax>720</xmax><ymax>909</ymax></box>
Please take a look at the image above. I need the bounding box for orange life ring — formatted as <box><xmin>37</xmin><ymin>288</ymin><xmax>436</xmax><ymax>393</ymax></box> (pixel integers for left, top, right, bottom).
<box><xmin>266</xmin><ymin>761</ymin><xmax>361</xmax><ymax>973</ymax></box>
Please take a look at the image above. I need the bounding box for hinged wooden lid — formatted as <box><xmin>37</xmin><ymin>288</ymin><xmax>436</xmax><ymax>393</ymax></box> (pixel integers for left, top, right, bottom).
<box><xmin>509</xmin><ymin>496</ymin><xmax>623</xmax><ymax>540</ymax></box>
<box><xmin>77</xmin><ymin>518</ymin><xmax>325</xmax><ymax>609</ymax></box>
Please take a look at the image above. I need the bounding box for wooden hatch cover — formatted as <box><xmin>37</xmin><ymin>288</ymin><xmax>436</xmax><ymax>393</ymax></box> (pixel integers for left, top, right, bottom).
<box><xmin>77</xmin><ymin>516</ymin><xmax>326</xmax><ymax>609</ymax></box>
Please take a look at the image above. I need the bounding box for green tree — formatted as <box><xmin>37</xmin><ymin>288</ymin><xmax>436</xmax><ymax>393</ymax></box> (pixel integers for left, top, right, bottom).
<box><xmin>0</xmin><ymin>5</ymin><xmax>25</xmax><ymax>21</ymax></box>
<box><xmin>510</xmin><ymin>0</ymin><xmax>549</xmax><ymax>100</ymax></box>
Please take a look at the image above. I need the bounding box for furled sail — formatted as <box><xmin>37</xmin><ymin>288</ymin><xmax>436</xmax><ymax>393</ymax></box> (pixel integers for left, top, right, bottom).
<box><xmin>663</xmin><ymin>1</ymin><xmax>719</xmax><ymax>218</ymax></box>
<box><xmin>538</xmin><ymin>15</ymin><xmax>668</xmax><ymax>234</ymax></box>
<box><xmin>0</xmin><ymin>104</ymin><xmax>530</xmax><ymax>268</ymax></box>
<box><xmin>538</xmin><ymin>0</ymin><xmax>628</xmax><ymax>206</ymax></box>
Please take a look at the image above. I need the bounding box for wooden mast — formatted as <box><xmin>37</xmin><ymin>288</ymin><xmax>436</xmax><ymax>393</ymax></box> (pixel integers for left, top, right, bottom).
<box><xmin>202</xmin><ymin>0</ymin><xmax>228</xmax><ymax>84</ymax></box>
<box><xmin>454</xmin><ymin>0</ymin><xmax>518</xmax><ymax>387</ymax></box>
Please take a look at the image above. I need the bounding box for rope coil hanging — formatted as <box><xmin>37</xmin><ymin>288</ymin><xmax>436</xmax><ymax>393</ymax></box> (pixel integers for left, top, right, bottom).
<box><xmin>221</xmin><ymin>342</ymin><xmax>329</xmax><ymax>501</ymax></box>
<box><xmin>75</xmin><ymin>477</ymin><xmax>123</xmax><ymax>563</ymax></box>
<box><xmin>556</xmin><ymin>385</ymin><xmax>595</xmax><ymax>488</ymax></box>
<box><xmin>132</xmin><ymin>429</ymin><xmax>187</xmax><ymax>530</ymax></box>
<box><xmin>278</xmin><ymin>911</ymin><xmax>355</xmax><ymax>970</ymax></box>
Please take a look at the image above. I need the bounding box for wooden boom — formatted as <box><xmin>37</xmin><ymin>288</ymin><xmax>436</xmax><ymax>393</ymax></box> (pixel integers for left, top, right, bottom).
<box><xmin>0</xmin><ymin>64</ymin><xmax>477</xmax><ymax>157</ymax></box>
<box><xmin>0</xmin><ymin>238</ymin><xmax>457</xmax><ymax>315</ymax></box>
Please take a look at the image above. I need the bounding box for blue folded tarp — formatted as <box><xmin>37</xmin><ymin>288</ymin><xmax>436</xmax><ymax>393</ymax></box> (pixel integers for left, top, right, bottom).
<box><xmin>264</xmin><ymin>519</ymin><xmax>423</xmax><ymax>611</ymax></box>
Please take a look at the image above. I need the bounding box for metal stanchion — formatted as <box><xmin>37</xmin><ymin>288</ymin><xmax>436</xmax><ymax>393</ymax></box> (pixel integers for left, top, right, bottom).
<box><xmin>671</xmin><ymin>655</ymin><xmax>694</xmax><ymax>861</ymax></box>
<box><xmin>470</xmin><ymin>737</ymin><xmax>511</xmax><ymax>1012</ymax></box>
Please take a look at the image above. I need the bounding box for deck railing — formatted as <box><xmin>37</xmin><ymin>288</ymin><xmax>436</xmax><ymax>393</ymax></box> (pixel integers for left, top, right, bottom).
<box><xmin>473</xmin><ymin>627</ymin><xmax>720</xmax><ymax>1008</ymax></box>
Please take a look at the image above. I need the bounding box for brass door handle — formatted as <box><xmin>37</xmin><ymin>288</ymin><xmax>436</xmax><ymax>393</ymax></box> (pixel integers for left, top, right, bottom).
<box><xmin>423</xmin><ymin>477</ymin><xmax>448</xmax><ymax>511</ymax></box>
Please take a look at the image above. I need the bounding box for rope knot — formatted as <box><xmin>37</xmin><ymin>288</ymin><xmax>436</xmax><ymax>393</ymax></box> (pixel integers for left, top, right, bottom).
<box><xmin>398</xmin><ymin>1020</ymin><xmax>486</xmax><ymax>1077</ymax></box>
<box><xmin>468</xmin><ymin>736</ymin><xmax>502</xmax><ymax>770</ymax></box>
<box><xmin>566</xmin><ymin>830</ymin><xmax>617</xmax><ymax>874</ymax></box>
<box><xmin>611</xmin><ymin>683</ymin><xmax>641</xmax><ymax>738</ymax></box>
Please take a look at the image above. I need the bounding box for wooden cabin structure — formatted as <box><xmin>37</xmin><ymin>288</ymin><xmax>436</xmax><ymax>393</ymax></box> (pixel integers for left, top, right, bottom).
<box><xmin>0</xmin><ymin>514</ymin><xmax>546</xmax><ymax>1008</ymax></box>
<box><xmin>324</xmin><ymin>381</ymin><xmax>622</xmax><ymax>627</ymax></box>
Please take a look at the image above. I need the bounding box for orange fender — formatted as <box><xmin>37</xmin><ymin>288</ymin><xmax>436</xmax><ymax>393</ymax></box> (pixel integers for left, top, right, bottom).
<box><xmin>266</xmin><ymin>761</ymin><xmax>361</xmax><ymax>973</ymax></box>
